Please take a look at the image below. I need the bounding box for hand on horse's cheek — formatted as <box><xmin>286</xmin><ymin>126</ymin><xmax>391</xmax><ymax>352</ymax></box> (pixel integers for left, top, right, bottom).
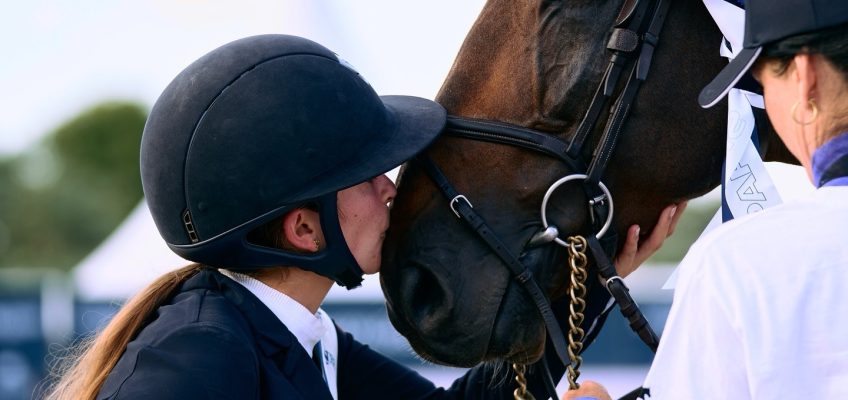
<box><xmin>613</xmin><ymin>203</ymin><xmax>685</xmax><ymax>278</ymax></box>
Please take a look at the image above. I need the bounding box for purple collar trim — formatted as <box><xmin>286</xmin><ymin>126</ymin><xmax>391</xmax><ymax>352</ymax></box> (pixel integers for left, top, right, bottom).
<box><xmin>812</xmin><ymin>132</ymin><xmax>848</xmax><ymax>187</ymax></box>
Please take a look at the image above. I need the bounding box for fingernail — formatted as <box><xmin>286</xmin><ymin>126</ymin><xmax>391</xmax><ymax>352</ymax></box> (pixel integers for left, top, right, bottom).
<box><xmin>634</xmin><ymin>226</ymin><xmax>640</xmax><ymax>237</ymax></box>
<box><xmin>669</xmin><ymin>205</ymin><xmax>677</xmax><ymax>220</ymax></box>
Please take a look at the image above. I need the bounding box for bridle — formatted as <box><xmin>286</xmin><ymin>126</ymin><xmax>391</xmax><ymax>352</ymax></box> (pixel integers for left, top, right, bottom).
<box><xmin>417</xmin><ymin>0</ymin><xmax>671</xmax><ymax>398</ymax></box>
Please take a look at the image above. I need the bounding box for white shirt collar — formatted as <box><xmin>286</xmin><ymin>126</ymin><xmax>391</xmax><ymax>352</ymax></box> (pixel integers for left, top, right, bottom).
<box><xmin>219</xmin><ymin>269</ymin><xmax>326</xmax><ymax>355</ymax></box>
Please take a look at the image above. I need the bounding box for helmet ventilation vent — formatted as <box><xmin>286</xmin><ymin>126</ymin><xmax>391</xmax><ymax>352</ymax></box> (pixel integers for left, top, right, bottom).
<box><xmin>182</xmin><ymin>210</ymin><xmax>199</xmax><ymax>243</ymax></box>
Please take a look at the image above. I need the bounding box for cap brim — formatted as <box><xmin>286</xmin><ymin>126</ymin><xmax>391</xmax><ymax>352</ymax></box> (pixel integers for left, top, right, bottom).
<box><xmin>699</xmin><ymin>47</ymin><xmax>762</xmax><ymax>108</ymax></box>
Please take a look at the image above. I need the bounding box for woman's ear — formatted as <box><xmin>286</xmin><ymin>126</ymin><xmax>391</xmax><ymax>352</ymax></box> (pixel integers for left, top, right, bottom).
<box><xmin>794</xmin><ymin>53</ymin><xmax>817</xmax><ymax>104</ymax></box>
<box><xmin>281</xmin><ymin>208</ymin><xmax>324</xmax><ymax>252</ymax></box>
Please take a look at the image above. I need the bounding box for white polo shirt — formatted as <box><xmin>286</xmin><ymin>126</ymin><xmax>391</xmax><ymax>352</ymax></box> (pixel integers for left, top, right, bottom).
<box><xmin>643</xmin><ymin>187</ymin><xmax>848</xmax><ymax>399</ymax></box>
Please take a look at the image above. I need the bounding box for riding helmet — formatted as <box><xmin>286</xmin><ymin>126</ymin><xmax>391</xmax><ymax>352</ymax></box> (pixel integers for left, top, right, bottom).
<box><xmin>140</xmin><ymin>34</ymin><xmax>446</xmax><ymax>288</ymax></box>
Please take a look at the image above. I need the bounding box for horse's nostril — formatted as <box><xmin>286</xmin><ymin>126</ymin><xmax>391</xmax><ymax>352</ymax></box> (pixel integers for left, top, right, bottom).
<box><xmin>406</xmin><ymin>265</ymin><xmax>447</xmax><ymax>329</ymax></box>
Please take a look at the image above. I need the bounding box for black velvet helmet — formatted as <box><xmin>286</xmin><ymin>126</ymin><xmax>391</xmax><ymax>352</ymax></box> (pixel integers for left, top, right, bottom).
<box><xmin>140</xmin><ymin>34</ymin><xmax>446</xmax><ymax>288</ymax></box>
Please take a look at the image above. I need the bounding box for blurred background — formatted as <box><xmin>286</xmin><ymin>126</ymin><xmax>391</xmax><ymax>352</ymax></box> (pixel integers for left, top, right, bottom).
<box><xmin>0</xmin><ymin>1</ymin><xmax>811</xmax><ymax>399</ymax></box>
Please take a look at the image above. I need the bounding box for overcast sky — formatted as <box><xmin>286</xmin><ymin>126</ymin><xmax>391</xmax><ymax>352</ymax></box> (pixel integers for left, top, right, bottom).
<box><xmin>0</xmin><ymin>0</ymin><xmax>485</xmax><ymax>155</ymax></box>
<box><xmin>18</xmin><ymin>0</ymin><xmax>807</xmax><ymax>299</ymax></box>
<box><xmin>1</xmin><ymin>1</ymin><xmax>812</xmax><ymax>194</ymax></box>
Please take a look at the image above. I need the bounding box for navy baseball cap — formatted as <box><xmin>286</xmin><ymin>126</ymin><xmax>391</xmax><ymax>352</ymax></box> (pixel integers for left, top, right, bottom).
<box><xmin>699</xmin><ymin>0</ymin><xmax>848</xmax><ymax>108</ymax></box>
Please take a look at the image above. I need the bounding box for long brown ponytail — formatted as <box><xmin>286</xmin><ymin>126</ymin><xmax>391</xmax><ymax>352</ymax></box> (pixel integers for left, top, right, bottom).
<box><xmin>44</xmin><ymin>263</ymin><xmax>204</xmax><ymax>400</ymax></box>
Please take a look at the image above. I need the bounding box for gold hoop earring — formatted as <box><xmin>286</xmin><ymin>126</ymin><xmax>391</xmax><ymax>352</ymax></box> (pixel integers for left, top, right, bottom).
<box><xmin>791</xmin><ymin>99</ymin><xmax>819</xmax><ymax>126</ymax></box>
<box><xmin>313</xmin><ymin>238</ymin><xmax>321</xmax><ymax>251</ymax></box>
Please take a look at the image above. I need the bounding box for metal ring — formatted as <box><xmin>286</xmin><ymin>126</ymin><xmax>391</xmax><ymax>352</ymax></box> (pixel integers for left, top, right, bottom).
<box><xmin>449</xmin><ymin>195</ymin><xmax>472</xmax><ymax>219</ymax></box>
<box><xmin>540</xmin><ymin>174</ymin><xmax>614</xmax><ymax>246</ymax></box>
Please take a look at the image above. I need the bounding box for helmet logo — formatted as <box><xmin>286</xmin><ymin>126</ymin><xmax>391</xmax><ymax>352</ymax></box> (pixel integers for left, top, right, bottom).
<box><xmin>335</xmin><ymin>54</ymin><xmax>371</xmax><ymax>85</ymax></box>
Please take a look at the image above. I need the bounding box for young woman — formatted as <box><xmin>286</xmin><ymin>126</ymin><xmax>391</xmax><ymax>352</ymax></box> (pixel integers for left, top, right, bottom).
<box><xmin>568</xmin><ymin>0</ymin><xmax>848</xmax><ymax>399</ymax></box>
<box><xmin>45</xmin><ymin>34</ymin><xmax>678</xmax><ymax>400</ymax></box>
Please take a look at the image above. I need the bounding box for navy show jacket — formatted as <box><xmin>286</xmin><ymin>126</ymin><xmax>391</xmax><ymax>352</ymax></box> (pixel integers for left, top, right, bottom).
<box><xmin>97</xmin><ymin>267</ymin><xmax>605</xmax><ymax>399</ymax></box>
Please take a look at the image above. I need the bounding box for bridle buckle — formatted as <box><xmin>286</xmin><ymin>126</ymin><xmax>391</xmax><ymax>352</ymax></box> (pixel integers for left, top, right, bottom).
<box><xmin>449</xmin><ymin>194</ymin><xmax>472</xmax><ymax>219</ymax></box>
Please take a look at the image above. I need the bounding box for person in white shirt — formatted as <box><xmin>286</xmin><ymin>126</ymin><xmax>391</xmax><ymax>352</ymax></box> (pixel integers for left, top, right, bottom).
<box><xmin>567</xmin><ymin>0</ymin><xmax>848</xmax><ymax>398</ymax></box>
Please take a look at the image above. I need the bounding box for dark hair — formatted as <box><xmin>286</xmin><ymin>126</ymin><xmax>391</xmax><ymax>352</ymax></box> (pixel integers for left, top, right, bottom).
<box><xmin>759</xmin><ymin>22</ymin><xmax>848</xmax><ymax>78</ymax></box>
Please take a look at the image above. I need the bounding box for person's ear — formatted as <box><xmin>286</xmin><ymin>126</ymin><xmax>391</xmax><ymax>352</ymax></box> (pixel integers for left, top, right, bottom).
<box><xmin>794</xmin><ymin>53</ymin><xmax>817</xmax><ymax>104</ymax></box>
<box><xmin>281</xmin><ymin>208</ymin><xmax>323</xmax><ymax>252</ymax></box>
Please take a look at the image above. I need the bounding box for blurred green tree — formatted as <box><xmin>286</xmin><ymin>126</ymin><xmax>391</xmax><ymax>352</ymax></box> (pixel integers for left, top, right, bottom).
<box><xmin>0</xmin><ymin>101</ymin><xmax>147</xmax><ymax>269</ymax></box>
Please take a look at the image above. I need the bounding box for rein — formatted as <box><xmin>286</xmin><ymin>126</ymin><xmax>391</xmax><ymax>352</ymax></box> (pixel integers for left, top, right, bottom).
<box><xmin>419</xmin><ymin>0</ymin><xmax>671</xmax><ymax>398</ymax></box>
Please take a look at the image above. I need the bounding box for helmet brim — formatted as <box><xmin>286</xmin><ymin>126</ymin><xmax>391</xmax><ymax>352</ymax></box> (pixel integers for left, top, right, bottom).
<box><xmin>296</xmin><ymin>95</ymin><xmax>446</xmax><ymax>198</ymax></box>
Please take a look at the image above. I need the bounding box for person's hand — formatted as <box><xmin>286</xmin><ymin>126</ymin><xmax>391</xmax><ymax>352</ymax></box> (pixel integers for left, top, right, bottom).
<box><xmin>562</xmin><ymin>380</ymin><xmax>612</xmax><ymax>400</ymax></box>
<box><xmin>614</xmin><ymin>202</ymin><xmax>687</xmax><ymax>278</ymax></box>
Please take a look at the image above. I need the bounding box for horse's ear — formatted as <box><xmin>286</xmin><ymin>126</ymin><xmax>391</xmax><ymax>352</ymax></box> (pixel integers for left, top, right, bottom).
<box><xmin>615</xmin><ymin>0</ymin><xmax>641</xmax><ymax>27</ymax></box>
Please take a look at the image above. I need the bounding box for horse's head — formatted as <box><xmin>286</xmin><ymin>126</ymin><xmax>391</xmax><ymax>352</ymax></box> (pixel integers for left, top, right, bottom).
<box><xmin>381</xmin><ymin>0</ymin><xmax>787</xmax><ymax>367</ymax></box>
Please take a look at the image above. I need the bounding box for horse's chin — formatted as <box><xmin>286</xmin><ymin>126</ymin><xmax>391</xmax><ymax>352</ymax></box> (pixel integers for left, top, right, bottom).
<box><xmin>389</xmin><ymin>278</ymin><xmax>546</xmax><ymax>368</ymax></box>
<box><xmin>385</xmin><ymin>304</ymin><xmax>491</xmax><ymax>368</ymax></box>
<box><xmin>382</xmin><ymin>244</ymin><xmax>560</xmax><ymax>367</ymax></box>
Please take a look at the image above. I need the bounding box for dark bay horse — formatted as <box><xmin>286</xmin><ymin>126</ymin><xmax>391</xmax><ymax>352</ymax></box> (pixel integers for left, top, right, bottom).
<box><xmin>380</xmin><ymin>0</ymin><xmax>795</xmax><ymax>370</ymax></box>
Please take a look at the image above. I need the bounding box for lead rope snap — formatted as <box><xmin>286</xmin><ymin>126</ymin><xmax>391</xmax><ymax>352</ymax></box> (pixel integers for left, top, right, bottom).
<box><xmin>565</xmin><ymin>235</ymin><xmax>589</xmax><ymax>390</ymax></box>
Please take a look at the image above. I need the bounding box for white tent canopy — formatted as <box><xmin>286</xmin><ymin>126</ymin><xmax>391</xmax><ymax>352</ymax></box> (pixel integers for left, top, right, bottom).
<box><xmin>72</xmin><ymin>201</ymin><xmax>387</xmax><ymax>302</ymax></box>
<box><xmin>73</xmin><ymin>202</ymin><xmax>189</xmax><ymax>301</ymax></box>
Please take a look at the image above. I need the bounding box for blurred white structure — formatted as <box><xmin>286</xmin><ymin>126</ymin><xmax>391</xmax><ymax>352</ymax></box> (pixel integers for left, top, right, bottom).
<box><xmin>73</xmin><ymin>202</ymin><xmax>189</xmax><ymax>301</ymax></box>
<box><xmin>72</xmin><ymin>202</ymin><xmax>386</xmax><ymax>302</ymax></box>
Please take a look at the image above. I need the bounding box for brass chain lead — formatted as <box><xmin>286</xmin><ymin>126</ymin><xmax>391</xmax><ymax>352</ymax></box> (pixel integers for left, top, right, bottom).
<box><xmin>512</xmin><ymin>363</ymin><xmax>536</xmax><ymax>400</ymax></box>
<box><xmin>512</xmin><ymin>235</ymin><xmax>589</xmax><ymax>398</ymax></box>
<box><xmin>565</xmin><ymin>235</ymin><xmax>589</xmax><ymax>390</ymax></box>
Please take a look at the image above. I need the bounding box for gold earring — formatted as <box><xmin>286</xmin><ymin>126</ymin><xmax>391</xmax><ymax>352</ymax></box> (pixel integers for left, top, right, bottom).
<box><xmin>791</xmin><ymin>99</ymin><xmax>819</xmax><ymax>126</ymax></box>
<box><xmin>313</xmin><ymin>238</ymin><xmax>321</xmax><ymax>250</ymax></box>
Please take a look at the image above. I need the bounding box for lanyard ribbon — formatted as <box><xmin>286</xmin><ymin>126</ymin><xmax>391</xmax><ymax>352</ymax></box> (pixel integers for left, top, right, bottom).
<box><xmin>665</xmin><ymin>0</ymin><xmax>783</xmax><ymax>289</ymax></box>
<box><xmin>706</xmin><ymin>0</ymin><xmax>783</xmax><ymax>222</ymax></box>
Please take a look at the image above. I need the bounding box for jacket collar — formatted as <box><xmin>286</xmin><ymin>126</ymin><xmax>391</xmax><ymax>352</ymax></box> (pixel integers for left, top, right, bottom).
<box><xmin>182</xmin><ymin>267</ymin><xmax>333</xmax><ymax>400</ymax></box>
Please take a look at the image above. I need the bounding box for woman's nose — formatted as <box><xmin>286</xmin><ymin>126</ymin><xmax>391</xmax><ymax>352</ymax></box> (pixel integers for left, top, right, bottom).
<box><xmin>375</xmin><ymin>174</ymin><xmax>397</xmax><ymax>203</ymax></box>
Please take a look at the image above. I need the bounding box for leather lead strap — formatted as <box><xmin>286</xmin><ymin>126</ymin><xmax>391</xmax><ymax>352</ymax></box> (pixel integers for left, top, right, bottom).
<box><xmin>586</xmin><ymin>236</ymin><xmax>659</xmax><ymax>352</ymax></box>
